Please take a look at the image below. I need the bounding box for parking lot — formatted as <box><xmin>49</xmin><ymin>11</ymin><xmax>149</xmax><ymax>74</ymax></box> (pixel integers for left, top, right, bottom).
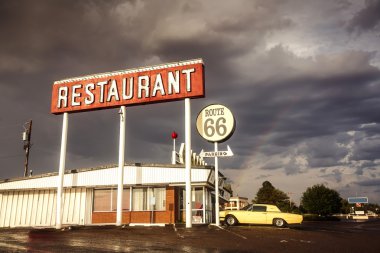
<box><xmin>0</xmin><ymin>219</ymin><xmax>379</xmax><ymax>252</ymax></box>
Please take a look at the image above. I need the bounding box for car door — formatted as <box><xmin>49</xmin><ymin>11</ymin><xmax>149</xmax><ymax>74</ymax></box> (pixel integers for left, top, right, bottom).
<box><xmin>246</xmin><ymin>206</ymin><xmax>267</xmax><ymax>224</ymax></box>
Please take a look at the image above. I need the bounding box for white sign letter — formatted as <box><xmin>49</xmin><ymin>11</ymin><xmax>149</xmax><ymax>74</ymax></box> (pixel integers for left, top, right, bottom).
<box><xmin>97</xmin><ymin>81</ymin><xmax>108</xmax><ymax>103</ymax></box>
<box><xmin>122</xmin><ymin>77</ymin><xmax>134</xmax><ymax>100</ymax></box>
<box><xmin>168</xmin><ymin>71</ymin><xmax>180</xmax><ymax>94</ymax></box>
<box><xmin>182</xmin><ymin>68</ymin><xmax>195</xmax><ymax>92</ymax></box>
<box><xmin>107</xmin><ymin>79</ymin><xmax>120</xmax><ymax>102</ymax></box>
<box><xmin>71</xmin><ymin>84</ymin><xmax>82</xmax><ymax>106</ymax></box>
<box><xmin>85</xmin><ymin>83</ymin><xmax>95</xmax><ymax>105</ymax></box>
<box><xmin>57</xmin><ymin>87</ymin><xmax>68</xmax><ymax>108</ymax></box>
<box><xmin>152</xmin><ymin>73</ymin><xmax>165</xmax><ymax>97</ymax></box>
<box><xmin>138</xmin><ymin>76</ymin><xmax>150</xmax><ymax>98</ymax></box>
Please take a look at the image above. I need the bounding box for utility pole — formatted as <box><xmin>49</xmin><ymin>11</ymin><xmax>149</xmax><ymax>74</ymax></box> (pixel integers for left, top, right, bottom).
<box><xmin>22</xmin><ymin>120</ymin><xmax>32</xmax><ymax>177</ymax></box>
<box><xmin>287</xmin><ymin>192</ymin><xmax>294</xmax><ymax>210</ymax></box>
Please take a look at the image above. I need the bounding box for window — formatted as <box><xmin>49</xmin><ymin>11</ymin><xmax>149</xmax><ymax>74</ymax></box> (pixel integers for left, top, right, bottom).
<box><xmin>132</xmin><ymin>187</ymin><xmax>166</xmax><ymax>211</ymax></box>
<box><xmin>192</xmin><ymin>187</ymin><xmax>203</xmax><ymax>210</ymax></box>
<box><xmin>93</xmin><ymin>188</ymin><xmax>130</xmax><ymax>212</ymax></box>
<box><xmin>252</xmin><ymin>206</ymin><xmax>266</xmax><ymax>212</ymax></box>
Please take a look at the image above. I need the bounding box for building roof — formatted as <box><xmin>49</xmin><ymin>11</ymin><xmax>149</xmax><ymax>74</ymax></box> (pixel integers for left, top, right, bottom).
<box><xmin>0</xmin><ymin>163</ymin><xmax>230</xmax><ymax>193</ymax></box>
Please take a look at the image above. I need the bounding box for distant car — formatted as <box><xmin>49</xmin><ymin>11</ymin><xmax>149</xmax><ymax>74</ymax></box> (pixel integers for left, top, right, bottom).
<box><xmin>219</xmin><ymin>204</ymin><xmax>303</xmax><ymax>227</ymax></box>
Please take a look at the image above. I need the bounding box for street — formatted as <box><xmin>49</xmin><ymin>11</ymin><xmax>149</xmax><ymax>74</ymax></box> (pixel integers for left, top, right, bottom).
<box><xmin>0</xmin><ymin>219</ymin><xmax>379</xmax><ymax>252</ymax></box>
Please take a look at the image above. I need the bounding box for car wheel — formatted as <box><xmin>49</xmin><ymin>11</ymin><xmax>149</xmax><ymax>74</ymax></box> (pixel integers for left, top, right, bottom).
<box><xmin>273</xmin><ymin>218</ymin><xmax>286</xmax><ymax>228</ymax></box>
<box><xmin>225</xmin><ymin>215</ymin><xmax>238</xmax><ymax>226</ymax></box>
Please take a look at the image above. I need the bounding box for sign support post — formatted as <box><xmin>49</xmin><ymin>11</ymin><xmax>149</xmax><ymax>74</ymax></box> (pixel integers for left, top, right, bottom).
<box><xmin>185</xmin><ymin>98</ymin><xmax>192</xmax><ymax>228</ymax></box>
<box><xmin>196</xmin><ymin>104</ymin><xmax>235</xmax><ymax>226</ymax></box>
<box><xmin>214</xmin><ymin>142</ymin><xmax>220</xmax><ymax>226</ymax></box>
<box><xmin>56</xmin><ymin>112</ymin><xmax>68</xmax><ymax>229</ymax></box>
<box><xmin>116</xmin><ymin>106</ymin><xmax>126</xmax><ymax>226</ymax></box>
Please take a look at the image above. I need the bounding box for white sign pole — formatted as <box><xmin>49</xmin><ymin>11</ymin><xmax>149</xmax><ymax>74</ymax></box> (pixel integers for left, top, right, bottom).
<box><xmin>116</xmin><ymin>106</ymin><xmax>126</xmax><ymax>226</ymax></box>
<box><xmin>214</xmin><ymin>142</ymin><xmax>220</xmax><ymax>226</ymax></box>
<box><xmin>185</xmin><ymin>98</ymin><xmax>192</xmax><ymax>228</ymax></box>
<box><xmin>172</xmin><ymin>137</ymin><xmax>176</xmax><ymax>165</ymax></box>
<box><xmin>56</xmin><ymin>112</ymin><xmax>68</xmax><ymax>229</ymax></box>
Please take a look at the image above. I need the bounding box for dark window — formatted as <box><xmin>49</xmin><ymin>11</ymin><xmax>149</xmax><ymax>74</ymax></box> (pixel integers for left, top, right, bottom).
<box><xmin>251</xmin><ymin>206</ymin><xmax>267</xmax><ymax>212</ymax></box>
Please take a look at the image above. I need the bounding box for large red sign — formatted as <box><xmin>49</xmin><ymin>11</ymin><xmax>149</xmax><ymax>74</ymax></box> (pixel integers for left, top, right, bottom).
<box><xmin>51</xmin><ymin>59</ymin><xmax>204</xmax><ymax>114</ymax></box>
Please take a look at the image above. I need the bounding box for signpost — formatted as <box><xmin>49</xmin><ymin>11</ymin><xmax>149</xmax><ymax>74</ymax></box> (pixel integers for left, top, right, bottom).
<box><xmin>51</xmin><ymin>59</ymin><xmax>205</xmax><ymax>229</ymax></box>
<box><xmin>196</xmin><ymin>104</ymin><xmax>235</xmax><ymax>226</ymax></box>
<box><xmin>348</xmin><ymin>197</ymin><xmax>369</xmax><ymax>218</ymax></box>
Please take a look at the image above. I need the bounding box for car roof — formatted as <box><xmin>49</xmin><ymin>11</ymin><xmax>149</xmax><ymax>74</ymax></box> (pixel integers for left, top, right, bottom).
<box><xmin>252</xmin><ymin>204</ymin><xmax>276</xmax><ymax>207</ymax></box>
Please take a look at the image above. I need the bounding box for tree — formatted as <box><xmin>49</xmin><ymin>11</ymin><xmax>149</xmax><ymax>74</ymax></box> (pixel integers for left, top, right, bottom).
<box><xmin>254</xmin><ymin>181</ymin><xmax>290</xmax><ymax>212</ymax></box>
<box><xmin>301</xmin><ymin>184</ymin><xmax>342</xmax><ymax>216</ymax></box>
<box><xmin>340</xmin><ymin>199</ymin><xmax>350</xmax><ymax>214</ymax></box>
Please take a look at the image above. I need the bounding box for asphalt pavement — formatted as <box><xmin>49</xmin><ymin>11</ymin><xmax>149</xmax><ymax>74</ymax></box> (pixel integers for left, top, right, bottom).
<box><xmin>0</xmin><ymin>219</ymin><xmax>379</xmax><ymax>252</ymax></box>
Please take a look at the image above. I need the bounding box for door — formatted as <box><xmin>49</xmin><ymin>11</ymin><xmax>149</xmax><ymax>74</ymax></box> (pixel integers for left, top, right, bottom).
<box><xmin>246</xmin><ymin>205</ymin><xmax>267</xmax><ymax>224</ymax></box>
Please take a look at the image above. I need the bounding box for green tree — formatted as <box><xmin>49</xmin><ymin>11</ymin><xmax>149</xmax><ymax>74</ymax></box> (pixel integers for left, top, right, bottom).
<box><xmin>254</xmin><ymin>181</ymin><xmax>290</xmax><ymax>212</ymax></box>
<box><xmin>301</xmin><ymin>184</ymin><xmax>342</xmax><ymax>216</ymax></box>
<box><xmin>366</xmin><ymin>203</ymin><xmax>380</xmax><ymax>214</ymax></box>
<box><xmin>340</xmin><ymin>199</ymin><xmax>350</xmax><ymax>214</ymax></box>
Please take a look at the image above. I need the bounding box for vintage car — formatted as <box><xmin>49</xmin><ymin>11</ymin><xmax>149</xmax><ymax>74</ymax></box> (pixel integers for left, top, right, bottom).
<box><xmin>219</xmin><ymin>204</ymin><xmax>303</xmax><ymax>227</ymax></box>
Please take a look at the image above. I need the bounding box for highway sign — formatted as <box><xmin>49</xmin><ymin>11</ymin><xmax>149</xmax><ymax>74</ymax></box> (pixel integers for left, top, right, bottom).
<box><xmin>196</xmin><ymin>104</ymin><xmax>235</xmax><ymax>142</ymax></box>
<box><xmin>348</xmin><ymin>197</ymin><xmax>368</xmax><ymax>204</ymax></box>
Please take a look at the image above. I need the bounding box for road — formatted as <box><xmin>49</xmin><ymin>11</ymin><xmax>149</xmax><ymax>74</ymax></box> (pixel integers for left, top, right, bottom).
<box><xmin>0</xmin><ymin>219</ymin><xmax>379</xmax><ymax>252</ymax></box>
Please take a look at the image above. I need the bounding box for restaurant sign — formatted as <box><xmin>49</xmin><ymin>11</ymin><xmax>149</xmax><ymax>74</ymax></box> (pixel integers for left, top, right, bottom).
<box><xmin>51</xmin><ymin>59</ymin><xmax>204</xmax><ymax>114</ymax></box>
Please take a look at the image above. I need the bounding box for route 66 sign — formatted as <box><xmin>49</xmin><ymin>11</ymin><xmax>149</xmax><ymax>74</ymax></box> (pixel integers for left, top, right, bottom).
<box><xmin>196</xmin><ymin>104</ymin><xmax>235</xmax><ymax>142</ymax></box>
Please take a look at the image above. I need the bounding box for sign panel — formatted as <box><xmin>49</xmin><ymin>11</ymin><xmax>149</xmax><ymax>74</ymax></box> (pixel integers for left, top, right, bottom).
<box><xmin>199</xmin><ymin>145</ymin><xmax>234</xmax><ymax>158</ymax></box>
<box><xmin>51</xmin><ymin>59</ymin><xmax>205</xmax><ymax>114</ymax></box>
<box><xmin>196</xmin><ymin>104</ymin><xmax>235</xmax><ymax>142</ymax></box>
<box><xmin>348</xmin><ymin>197</ymin><xmax>368</xmax><ymax>204</ymax></box>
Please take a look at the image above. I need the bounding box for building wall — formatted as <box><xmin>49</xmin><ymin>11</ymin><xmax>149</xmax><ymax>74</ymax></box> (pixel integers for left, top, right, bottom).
<box><xmin>92</xmin><ymin>187</ymin><xmax>176</xmax><ymax>224</ymax></box>
<box><xmin>0</xmin><ymin>188</ymin><xmax>90</xmax><ymax>228</ymax></box>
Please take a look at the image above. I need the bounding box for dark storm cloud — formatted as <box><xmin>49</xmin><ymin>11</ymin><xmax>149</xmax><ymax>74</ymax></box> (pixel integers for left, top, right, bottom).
<box><xmin>321</xmin><ymin>169</ymin><xmax>343</xmax><ymax>183</ymax></box>
<box><xmin>356</xmin><ymin>178</ymin><xmax>380</xmax><ymax>187</ymax></box>
<box><xmin>231</xmin><ymin>47</ymin><xmax>380</xmax><ymax>151</ymax></box>
<box><xmin>0</xmin><ymin>0</ymin><xmax>379</xmax><ymax>202</ymax></box>
<box><xmin>347</xmin><ymin>0</ymin><xmax>380</xmax><ymax>33</ymax></box>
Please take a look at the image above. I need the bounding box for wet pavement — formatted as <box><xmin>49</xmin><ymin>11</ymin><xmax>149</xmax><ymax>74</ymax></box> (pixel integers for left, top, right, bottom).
<box><xmin>0</xmin><ymin>219</ymin><xmax>379</xmax><ymax>252</ymax></box>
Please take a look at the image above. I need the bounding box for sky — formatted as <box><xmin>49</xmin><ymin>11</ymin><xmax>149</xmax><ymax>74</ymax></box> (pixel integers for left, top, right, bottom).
<box><xmin>0</xmin><ymin>0</ymin><xmax>379</xmax><ymax>205</ymax></box>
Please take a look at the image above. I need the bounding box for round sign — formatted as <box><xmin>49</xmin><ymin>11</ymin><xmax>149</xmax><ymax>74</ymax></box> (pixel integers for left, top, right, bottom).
<box><xmin>196</xmin><ymin>104</ymin><xmax>235</xmax><ymax>143</ymax></box>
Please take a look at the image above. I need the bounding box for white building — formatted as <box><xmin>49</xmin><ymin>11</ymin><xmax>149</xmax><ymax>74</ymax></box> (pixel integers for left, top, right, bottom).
<box><xmin>0</xmin><ymin>163</ymin><xmax>231</xmax><ymax>228</ymax></box>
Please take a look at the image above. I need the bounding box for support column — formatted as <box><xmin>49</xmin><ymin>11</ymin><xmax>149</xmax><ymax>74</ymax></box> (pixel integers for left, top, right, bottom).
<box><xmin>172</xmin><ymin>137</ymin><xmax>176</xmax><ymax>164</ymax></box>
<box><xmin>56</xmin><ymin>112</ymin><xmax>68</xmax><ymax>229</ymax></box>
<box><xmin>185</xmin><ymin>98</ymin><xmax>192</xmax><ymax>228</ymax></box>
<box><xmin>117</xmin><ymin>106</ymin><xmax>126</xmax><ymax>226</ymax></box>
<box><xmin>215</xmin><ymin>142</ymin><xmax>220</xmax><ymax>226</ymax></box>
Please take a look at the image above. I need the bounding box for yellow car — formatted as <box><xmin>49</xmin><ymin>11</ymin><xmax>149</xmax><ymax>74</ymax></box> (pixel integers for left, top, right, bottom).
<box><xmin>220</xmin><ymin>204</ymin><xmax>303</xmax><ymax>227</ymax></box>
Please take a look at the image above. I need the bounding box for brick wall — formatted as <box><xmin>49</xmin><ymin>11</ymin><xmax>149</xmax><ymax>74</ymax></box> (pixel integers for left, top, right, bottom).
<box><xmin>92</xmin><ymin>186</ymin><xmax>176</xmax><ymax>224</ymax></box>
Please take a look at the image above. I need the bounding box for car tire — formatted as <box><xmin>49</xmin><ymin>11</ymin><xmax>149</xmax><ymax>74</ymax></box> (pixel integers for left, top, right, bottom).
<box><xmin>225</xmin><ymin>215</ymin><xmax>238</xmax><ymax>226</ymax></box>
<box><xmin>273</xmin><ymin>218</ymin><xmax>286</xmax><ymax>228</ymax></box>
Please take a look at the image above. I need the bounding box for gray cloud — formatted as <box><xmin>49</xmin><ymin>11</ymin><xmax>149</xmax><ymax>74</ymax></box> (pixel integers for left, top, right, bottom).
<box><xmin>0</xmin><ymin>0</ymin><xmax>379</xmax><ymax>203</ymax></box>
<box><xmin>356</xmin><ymin>178</ymin><xmax>380</xmax><ymax>187</ymax></box>
<box><xmin>348</xmin><ymin>0</ymin><xmax>380</xmax><ymax>33</ymax></box>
